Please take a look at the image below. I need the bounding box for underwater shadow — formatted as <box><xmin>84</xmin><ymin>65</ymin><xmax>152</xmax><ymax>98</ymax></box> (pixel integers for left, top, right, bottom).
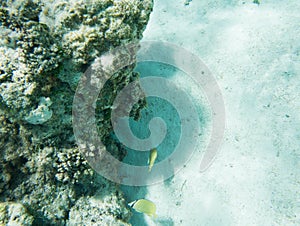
<box><xmin>133</xmin><ymin>61</ymin><xmax>208</xmax><ymax>183</ymax></box>
<box><xmin>121</xmin><ymin>185</ymin><xmax>148</xmax><ymax>226</ymax></box>
<box><xmin>119</xmin><ymin>55</ymin><xmax>210</xmax><ymax>224</ymax></box>
<box><xmin>120</xmin><ymin>61</ymin><xmax>180</xmax><ymax>225</ymax></box>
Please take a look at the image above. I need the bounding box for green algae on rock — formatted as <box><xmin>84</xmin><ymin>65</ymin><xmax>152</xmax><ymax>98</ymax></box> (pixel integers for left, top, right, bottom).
<box><xmin>67</xmin><ymin>185</ymin><xmax>132</xmax><ymax>226</ymax></box>
<box><xmin>0</xmin><ymin>202</ymin><xmax>34</xmax><ymax>226</ymax></box>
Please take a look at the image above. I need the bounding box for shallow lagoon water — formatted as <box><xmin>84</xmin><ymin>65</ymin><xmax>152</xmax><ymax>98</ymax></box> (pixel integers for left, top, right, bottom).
<box><xmin>1</xmin><ymin>0</ymin><xmax>299</xmax><ymax>225</ymax></box>
<box><xmin>121</xmin><ymin>0</ymin><xmax>300</xmax><ymax>225</ymax></box>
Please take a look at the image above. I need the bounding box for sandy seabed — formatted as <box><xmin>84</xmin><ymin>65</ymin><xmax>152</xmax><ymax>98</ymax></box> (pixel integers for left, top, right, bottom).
<box><xmin>121</xmin><ymin>0</ymin><xmax>300</xmax><ymax>225</ymax></box>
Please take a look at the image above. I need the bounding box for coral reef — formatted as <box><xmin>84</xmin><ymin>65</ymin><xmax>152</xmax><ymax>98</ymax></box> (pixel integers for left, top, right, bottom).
<box><xmin>0</xmin><ymin>202</ymin><xmax>34</xmax><ymax>226</ymax></box>
<box><xmin>0</xmin><ymin>0</ymin><xmax>153</xmax><ymax>224</ymax></box>
<box><xmin>67</xmin><ymin>185</ymin><xmax>131</xmax><ymax>226</ymax></box>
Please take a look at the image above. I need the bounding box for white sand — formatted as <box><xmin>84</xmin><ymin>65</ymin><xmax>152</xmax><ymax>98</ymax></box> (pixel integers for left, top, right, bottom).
<box><xmin>122</xmin><ymin>0</ymin><xmax>300</xmax><ymax>225</ymax></box>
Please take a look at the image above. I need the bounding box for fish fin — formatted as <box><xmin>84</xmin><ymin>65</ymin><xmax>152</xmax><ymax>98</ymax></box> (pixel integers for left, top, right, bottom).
<box><xmin>128</xmin><ymin>200</ymin><xmax>137</xmax><ymax>207</ymax></box>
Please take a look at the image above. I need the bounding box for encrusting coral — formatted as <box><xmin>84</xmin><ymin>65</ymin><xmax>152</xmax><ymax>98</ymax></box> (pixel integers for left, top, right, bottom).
<box><xmin>0</xmin><ymin>0</ymin><xmax>153</xmax><ymax>224</ymax></box>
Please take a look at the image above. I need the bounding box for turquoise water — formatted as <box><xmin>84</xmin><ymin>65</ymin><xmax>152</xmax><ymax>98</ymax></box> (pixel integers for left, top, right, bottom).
<box><xmin>1</xmin><ymin>0</ymin><xmax>299</xmax><ymax>225</ymax></box>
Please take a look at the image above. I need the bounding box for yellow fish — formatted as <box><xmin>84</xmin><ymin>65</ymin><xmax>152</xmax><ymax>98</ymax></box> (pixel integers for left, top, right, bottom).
<box><xmin>128</xmin><ymin>199</ymin><xmax>157</xmax><ymax>218</ymax></box>
<box><xmin>148</xmin><ymin>148</ymin><xmax>157</xmax><ymax>172</ymax></box>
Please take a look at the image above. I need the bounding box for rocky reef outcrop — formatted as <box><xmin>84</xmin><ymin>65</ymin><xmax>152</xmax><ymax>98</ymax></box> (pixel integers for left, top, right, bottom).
<box><xmin>0</xmin><ymin>0</ymin><xmax>153</xmax><ymax>225</ymax></box>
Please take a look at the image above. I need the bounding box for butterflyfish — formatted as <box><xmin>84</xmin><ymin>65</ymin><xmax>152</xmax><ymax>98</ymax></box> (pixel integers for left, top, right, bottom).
<box><xmin>128</xmin><ymin>199</ymin><xmax>157</xmax><ymax>218</ymax></box>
